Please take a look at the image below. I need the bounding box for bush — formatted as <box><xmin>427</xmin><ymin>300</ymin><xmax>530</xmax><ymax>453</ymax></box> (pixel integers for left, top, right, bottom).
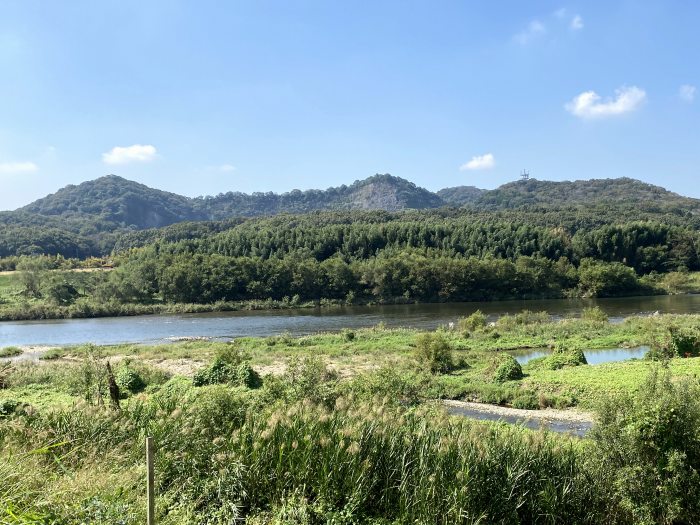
<box><xmin>544</xmin><ymin>347</ymin><xmax>587</xmax><ymax>370</ymax></box>
<box><xmin>496</xmin><ymin>310</ymin><xmax>550</xmax><ymax>330</ymax></box>
<box><xmin>194</xmin><ymin>360</ymin><xmax>262</xmax><ymax>389</ymax></box>
<box><xmin>593</xmin><ymin>370</ymin><xmax>700</xmax><ymax>524</ymax></box>
<box><xmin>458</xmin><ymin>310</ymin><xmax>486</xmax><ymax>333</ymax></box>
<box><xmin>489</xmin><ymin>354</ymin><xmax>523</xmax><ymax>382</ymax></box>
<box><xmin>511</xmin><ymin>391</ymin><xmax>539</xmax><ymax>410</ymax></box>
<box><xmin>115</xmin><ymin>365</ymin><xmax>146</xmax><ymax>394</ymax></box>
<box><xmin>281</xmin><ymin>356</ymin><xmax>338</xmax><ymax>405</ymax></box>
<box><xmin>39</xmin><ymin>348</ymin><xmax>65</xmax><ymax>360</ymax></box>
<box><xmin>193</xmin><ymin>346</ymin><xmax>262</xmax><ymax>389</ymax></box>
<box><xmin>581</xmin><ymin>306</ymin><xmax>608</xmax><ymax>323</ymax></box>
<box><xmin>647</xmin><ymin>326</ymin><xmax>700</xmax><ymax>360</ymax></box>
<box><xmin>0</xmin><ymin>346</ymin><xmax>22</xmax><ymax>358</ymax></box>
<box><xmin>341</xmin><ymin>329</ymin><xmax>355</xmax><ymax>342</ymax></box>
<box><xmin>415</xmin><ymin>333</ymin><xmax>453</xmax><ymax>374</ymax></box>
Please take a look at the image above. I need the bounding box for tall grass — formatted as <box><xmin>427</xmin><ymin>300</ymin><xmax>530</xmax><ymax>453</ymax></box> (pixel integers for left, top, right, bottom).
<box><xmin>1</xmin><ymin>382</ymin><xmax>611</xmax><ymax>524</ymax></box>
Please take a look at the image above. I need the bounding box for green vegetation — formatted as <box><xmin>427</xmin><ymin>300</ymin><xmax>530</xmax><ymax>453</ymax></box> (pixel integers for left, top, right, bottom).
<box><xmin>3</xmin><ymin>313</ymin><xmax>700</xmax><ymax>522</ymax></box>
<box><xmin>0</xmin><ymin>346</ymin><xmax>22</xmax><ymax>358</ymax></box>
<box><xmin>2</xmin><ymin>176</ymin><xmax>700</xmax><ymax>321</ymax></box>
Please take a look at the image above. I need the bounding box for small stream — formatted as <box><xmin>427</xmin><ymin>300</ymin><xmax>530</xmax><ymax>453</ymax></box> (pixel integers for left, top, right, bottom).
<box><xmin>512</xmin><ymin>346</ymin><xmax>650</xmax><ymax>366</ymax></box>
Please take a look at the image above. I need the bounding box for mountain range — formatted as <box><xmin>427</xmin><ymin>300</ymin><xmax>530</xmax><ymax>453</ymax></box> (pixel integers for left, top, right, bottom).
<box><xmin>1</xmin><ymin>173</ymin><xmax>698</xmax><ymax>257</ymax></box>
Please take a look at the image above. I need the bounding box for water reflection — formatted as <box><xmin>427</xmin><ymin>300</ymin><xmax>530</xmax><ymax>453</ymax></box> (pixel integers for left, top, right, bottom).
<box><xmin>1</xmin><ymin>294</ymin><xmax>699</xmax><ymax>347</ymax></box>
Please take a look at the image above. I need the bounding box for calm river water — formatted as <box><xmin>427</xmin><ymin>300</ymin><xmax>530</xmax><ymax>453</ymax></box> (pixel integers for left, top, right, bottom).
<box><xmin>2</xmin><ymin>294</ymin><xmax>700</xmax><ymax>347</ymax></box>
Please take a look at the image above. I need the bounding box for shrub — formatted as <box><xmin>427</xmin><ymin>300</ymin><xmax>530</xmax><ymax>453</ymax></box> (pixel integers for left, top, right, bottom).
<box><xmin>341</xmin><ymin>329</ymin><xmax>355</xmax><ymax>342</ymax></box>
<box><xmin>489</xmin><ymin>354</ymin><xmax>523</xmax><ymax>382</ymax></box>
<box><xmin>0</xmin><ymin>346</ymin><xmax>22</xmax><ymax>358</ymax></box>
<box><xmin>593</xmin><ymin>370</ymin><xmax>700</xmax><ymax>524</ymax></box>
<box><xmin>544</xmin><ymin>347</ymin><xmax>587</xmax><ymax>370</ymax></box>
<box><xmin>193</xmin><ymin>346</ymin><xmax>262</xmax><ymax>389</ymax></box>
<box><xmin>581</xmin><ymin>306</ymin><xmax>608</xmax><ymax>323</ymax></box>
<box><xmin>415</xmin><ymin>333</ymin><xmax>453</xmax><ymax>374</ymax></box>
<box><xmin>458</xmin><ymin>310</ymin><xmax>486</xmax><ymax>333</ymax></box>
<box><xmin>511</xmin><ymin>391</ymin><xmax>539</xmax><ymax>410</ymax></box>
<box><xmin>281</xmin><ymin>355</ymin><xmax>338</xmax><ymax>405</ymax></box>
<box><xmin>115</xmin><ymin>364</ymin><xmax>146</xmax><ymax>394</ymax></box>
<box><xmin>647</xmin><ymin>326</ymin><xmax>700</xmax><ymax>360</ymax></box>
<box><xmin>39</xmin><ymin>348</ymin><xmax>65</xmax><ymax>360</ymax></box>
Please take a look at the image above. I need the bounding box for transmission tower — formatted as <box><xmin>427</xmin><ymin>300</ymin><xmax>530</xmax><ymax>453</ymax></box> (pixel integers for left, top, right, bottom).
<box><xmin>520</xmin><ymin>169</ymin><xmax>530</xmax><ymax>181</ymax></box>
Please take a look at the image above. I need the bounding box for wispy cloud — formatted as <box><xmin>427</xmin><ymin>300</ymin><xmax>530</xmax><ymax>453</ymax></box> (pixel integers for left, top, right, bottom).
<box><xmin>566</xmin><ymin>86</ymin><xmax>647</xmax><ymax>119</ymax></box>
<box><xmin>514</xmin><ymin>20</ymin><xmax>546</xmax><ymax>45</ymax></box>
<box><xmin>571</xmin><ymin>14</ymin><xmax>584</xmax><ymax>30</ymax></box>
<box><xmin>0</xmin><ymin>161</ymin><xmax>38</xmax><ymax>174</ymax></box>
<box><xmin>218</xmin><ymin>164</ymin><xmax>236</xmax><ymax>172</ymax></box>
<box><xmin>460</xmin><ymin>153</ymin><xmax>495</xmax><ymax>171</ymax></box>
<box><xmin>679</xmin><ymin>84</ymin><xmax>696</xmax><ymax>103</ymax></box>
<box><xmin>102</xmin><ymin>144</ymin><xmax>157</xmax><ymax>165</ymax></box>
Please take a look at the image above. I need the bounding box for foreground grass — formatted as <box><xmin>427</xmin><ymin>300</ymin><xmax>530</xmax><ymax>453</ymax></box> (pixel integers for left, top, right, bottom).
<box><xmin>3</xmin><ymin>313</ymin><xmax>700</xmax><ymax>522</ymax></box>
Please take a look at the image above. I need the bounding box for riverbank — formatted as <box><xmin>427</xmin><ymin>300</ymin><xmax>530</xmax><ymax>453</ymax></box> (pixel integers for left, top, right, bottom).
<box><xmin>0</xmin><ymin>275</ymin><xmax>690</xmax><ymax>322</ymax></box>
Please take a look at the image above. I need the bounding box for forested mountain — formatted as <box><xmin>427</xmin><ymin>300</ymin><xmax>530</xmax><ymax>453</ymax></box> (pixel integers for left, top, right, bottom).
<box><xmin>471</xmin><ymin>177</ymin><xmax>700</xmax><ymax>213</ymax></box>
<box><xmin>437</xmin><ymin>186</ymin><xmax>485</xmax><ymax>206</ymax></box>
<box><xmin>196</xmin><ymin>173</ymin><xmax>445</xmax><ymax>218</ymax></box>
<box><xmin>20</xmin><ymin>175</ymin><xmax>204</xmax><ymax>228</ymax></box>
<box><xmin>2</xmin><ymin>174</ymin><xmax>699</xmax><ymax>258</ymax></box>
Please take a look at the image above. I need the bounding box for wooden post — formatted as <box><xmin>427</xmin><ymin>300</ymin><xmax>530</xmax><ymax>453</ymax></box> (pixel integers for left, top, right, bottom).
<box><xmin>146</xmin><ymin>436</ymin><xmax>155</xmax><ymax>525</ymax></box>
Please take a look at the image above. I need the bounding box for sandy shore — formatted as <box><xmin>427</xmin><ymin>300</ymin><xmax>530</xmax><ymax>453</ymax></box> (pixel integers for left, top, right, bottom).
<box><xmin>443</xmin><ymin>399</ymin><xmax>594</xmax><ymax>424</ymax></box>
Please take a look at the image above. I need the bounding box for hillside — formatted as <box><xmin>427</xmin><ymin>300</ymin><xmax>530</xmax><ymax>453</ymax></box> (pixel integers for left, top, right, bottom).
<box><xmin>197</xmin><ymin>174</ymin><xmax>445</xmax><ymax>218</ymax></box>
<box><xmin>0</xmin><ymin>174</ymin><xmax>446</xmax><ymax>257</ymax></box>
<box><xmin>21</xmin><ymin>175</ymin><xmax>206</xmax><ymax>228</ymax></box>
<box><xmin>471</xmin><ymin>177</ymin><xmax>700</xmax><ymax>212</ymax></box>
<box><xmin>437</xmin><ymin>185</ymin><xmax>485</xmax><ymax>206</ymax></box>
<box><xmin>2</xmin><ymin>174</ymin><xmax>700</xmax><ymax>258</ymax></box>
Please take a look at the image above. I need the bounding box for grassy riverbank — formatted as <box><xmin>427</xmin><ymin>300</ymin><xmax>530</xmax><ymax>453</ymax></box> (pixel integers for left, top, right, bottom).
<box><xmin>3</xmin><ymin>312</ymin><xmax>700</xmax><ymax>523</ymax></box>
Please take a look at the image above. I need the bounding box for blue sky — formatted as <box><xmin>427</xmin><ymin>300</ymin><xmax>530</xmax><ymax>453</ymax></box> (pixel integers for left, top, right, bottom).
<box><xmin>0</xmin><ymin>1</ymin><xmax>698</xmax><ymax>210</ymax></box>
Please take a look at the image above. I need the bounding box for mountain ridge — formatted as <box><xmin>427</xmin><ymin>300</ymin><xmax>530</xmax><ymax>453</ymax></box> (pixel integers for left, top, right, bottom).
<box><xmin>2</xmin><ymin>173</ymin><xmax>699</xmax><ymax>258</ymax></box>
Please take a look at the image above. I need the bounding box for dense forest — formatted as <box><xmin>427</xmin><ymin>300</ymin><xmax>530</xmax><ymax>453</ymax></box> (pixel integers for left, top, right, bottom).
<box><xmin>1</xmin><ymin>175</ymin><xmax>699</xmax><ymax>315</ymax></box>
<box><xmin>2</xmin><ymin>174</ymin><xmax>699</xmax><ymax>258</ymax></box>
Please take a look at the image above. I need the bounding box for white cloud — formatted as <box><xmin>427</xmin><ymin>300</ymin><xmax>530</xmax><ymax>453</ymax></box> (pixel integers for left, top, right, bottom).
<box><xmin>514</xmin><ymin>20</ymin><xmax>546</xmax><ymax>45</ymax></box>
<box><xmin>565</xmin><ymin>86</ymin><xmax>647</xmax><ymax>119</ymax></box>
<box><xmin>460</xmin><ymin>153</ymin><xmax>495</xmax><ymax>171</ymax></box>
<box><xmin>571</xmin><ymin>14</ymin><xmax>583</xmax><ymax>30</ymax></box>
<box><xmin>102</xmin><ymin>144</ymin><xmax>157</xmax><ymax>165</ymax></box>
<box><xmin>0</xmin><ymin>161</ymin><xmax>38</xmax><ymax>174</ymax></box>
<box><xmin>218</xmin><ymin>164</ymin><xmax>236</xmax><ymax>172</ymax></box>
<box><xmin>679</xmin><ymin>84</ymin><xmax>696</xmax><ymax>103</ymax></box>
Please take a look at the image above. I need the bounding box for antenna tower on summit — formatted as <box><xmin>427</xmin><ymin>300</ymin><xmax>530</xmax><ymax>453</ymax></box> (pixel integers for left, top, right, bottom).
<box><xmin>520</xmin><ymin>169</ymin><xmax>530</xmax><ymax>181</ymax></box>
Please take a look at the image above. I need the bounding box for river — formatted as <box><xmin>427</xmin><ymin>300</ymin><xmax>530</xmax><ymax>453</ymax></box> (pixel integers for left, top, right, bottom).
<box><xmin>1</xmin><ymin>294</ymin><xmax>700</xmax><ymax>347</ymax></box>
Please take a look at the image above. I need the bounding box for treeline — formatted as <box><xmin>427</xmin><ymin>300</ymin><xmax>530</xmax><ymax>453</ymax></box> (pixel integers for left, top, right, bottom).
<box><xmin>116</xmin><ymin>213</ymin><xmax>700</xmax><ymax>275</ymax></box>
<box><xmin>85</xmin><ymin>250</ymin><xmax>649</xmax><ymax>306</ymax></box>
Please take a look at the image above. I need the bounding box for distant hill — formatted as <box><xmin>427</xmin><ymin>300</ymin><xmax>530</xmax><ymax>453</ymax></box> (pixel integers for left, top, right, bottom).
<box><xmin>0</xmin><ymin>174</ymin><xmax>447</xmax><ymax>257</ymax></box>
<box><xmin>2</xmin><ymin>174</ymin><xmax>699</xmax><ymax>258</ymax></box>
<box><xmin>197</xmin><ymin>174</ymin><xmax>445</xmax><ymax>218</ymax></box>
<box><xmin>471</xmin><ymin>177</ymin><xmax>700</xmax><ymax>212</ymax></box>
<box><xmin>21</xmin><ymin>175</ymin><xmax>205</xmax><ymax>229</ymax></box>
<box><xmin>437</xmin><ymin>186</ymin><xmax>485</xmax><ymax>206</ymax></box>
